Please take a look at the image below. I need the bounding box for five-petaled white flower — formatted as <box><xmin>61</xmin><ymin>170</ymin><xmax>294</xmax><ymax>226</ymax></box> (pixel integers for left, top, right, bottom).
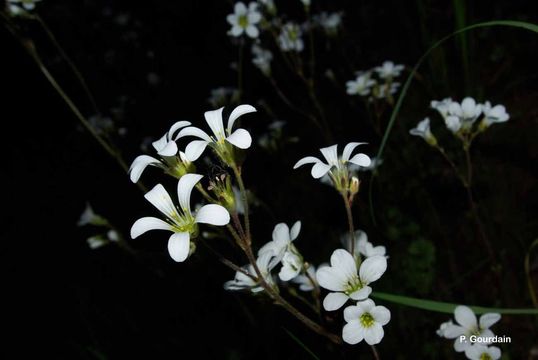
<box><xmin>346</xmin><ymin>73</ymin><xmax>376</xmax><ymax>96</ymax></box>
<box><xmin>481</xmin><ymin>101</ymin><xmax>509</xmax><ymax>128</ymax></box>
<box><xmin>223</xmin><ymin>251</ymin><xmax>276</xmax><ymax>292</ymax></box>
<box><xmin>342</xmin><ymin>299</ymin><xmax>391</xmax><ymax>345</ymax></box>
<box><xmin>177</xmin><ymin>104</ymin><xmax>257</xmax><ymax>162</ymax></box>
<box><xmin>129</xmin><ymin>121</ymin><xmax>192</xmax><ymax>183</ymax></box>
<box><xmin>464</xmin><ymin>344</ymin><xmax>501</xmax><ymax>360</ymax></box>
<box><xmin>278</xmin><ymin>23</ymin><xmax>304</xmax><ymax>52</ymax></box>
<box><xmin>130</xmin><ymin>174</ymin><xmax>230</xmax><ymax>262</ymax></box>
<box><xmin>294</xmin><ymin>143</ymin><xmax>371</xmax><ymax>180</ymax></box>
<box><xmin>409</xmin><ymin>117</ymin><xmax>437</xmax><ymax>145</ymax></box>
<box><xmin>258</xmin><ymin>221</ymin><xmax>302</xmax><ymax>280</ymax></box>
<box><xmin>374</xmin><ymin>61</ymin><xmax>404</xmax><ymax>79</ymax></box>
<box><xmin>316</xmin><ymin>249</ymin><xmax>387</xmax><ymax>311</ymax></box>
<box><xmin>227</xmin><ymin>2</ymin><xmax>262</xmax><ymax>39</ymax></box>
<box><xmin>436</xmin><ymin>305</ymin><xmax>501</xmax><ymax>352</ymax></box>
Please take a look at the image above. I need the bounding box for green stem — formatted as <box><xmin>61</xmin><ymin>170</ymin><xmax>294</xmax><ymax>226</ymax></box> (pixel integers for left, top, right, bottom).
<box><xmin>231</xmin><ymin>163</ymin><xmax>251</xmax><ymax>243</ymax></box>
<box><xmin>342</xmin><ymin>193</ymin><xmax>358</xmax><ymax>261</ymax></box>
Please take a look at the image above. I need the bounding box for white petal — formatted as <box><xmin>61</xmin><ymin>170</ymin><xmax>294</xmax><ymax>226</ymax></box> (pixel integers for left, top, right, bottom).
<box><xmin>454</xmin><ymin>336</ymin><xmax>471</xmax><ymax>352</ymax></box>
<box><xmin>247</xmin><ymin>12</ymin><xmax>261</xmax><ymax>24</ymax></box>
<box><xmin>226</xmin><ymin>128</ymin><xmax>252</xmax><ymax>149</ymax></box>
<box><xmin>342</xmin><ymin>142</ymin><xmax>367</xmax><ymax>161</ymax></box>
<box><xmin>316</xmin><ymin>267</ymin><xmax>346</xmax><ymax>292</ymax></box>
<box><xmin>157</xmin><ymin>141</ymin><xmax>178</xmax><ymax>157</ymax></box>
<box><xmin>175</xmin><ymin>126</ymin><xmax>211</xmax><ymax>141</ymax></box>
<box><xmin>152</xmin><ymin>134</ymin><xmax>168</xmax><ymax>152</ymax></box>
<box><xmin>319</xmin><ymin>144</ymin><xmax>338</xmax><ymax>166</ymax></box>
<box><xmin>342</xmin><ymin>321</ymin><xmax>364</xmax><ymax>344</ymax></box>
<box><xmin>442</xmin><ymin>324</ymin><xmax>466</xmax><ymax>339</ymax></box>
<box><xmin>167</xmin><ymin>232</ymin><xmax>190</xmax><ymax>262</ymax></box>
<box><xmin>349</xmin><ymin>153</ymin><xmax>372</xmax><ymax>167</ymax></box>
<box><xmin>343</xmin><ymin>304</ymin><xmax>362</xmax><ymax>322</ymax></box>
<box><xmin>359</xmin><ymin>255</ymin><xmax>387</xmax><ymax>284</ymax></box>
<box><xmin>245</xmin><ymin>25</ymin><xmax>259</xmax><ymax>38</ymax></box>
<box><xmin>204</xmin><ymin>107</ymin><xmax>226</xmax><ymax>140</ymax></box>
<box><xmin>230</xmin><ymin>25</ymin><xmax>243</xmax><ymax>37</ymax></box>
<box><xmin>363</xmin><ymin>323</ymin><xmax>384</xmax><ymax>345</ymax></box>
<box><xmin>195</xmin><ymin>204</ymin><xmax>230</xmax><ymax>225</ymax></box>
<box><xmin>349</xmin><ymin>286</ymin><xmax>372</xmax><ymax>300</ymax></box>
<box><xmin>371</xmin><ymin>306</ymin><xmax>391</xmax><ymax>326</ymax></box>
<box><xmin>479</xmin><ymin>313</ymin><xmax>501</xmax><ymax>329</ymax></box>
<box><xmin>129</xmin><ymin>155</ymin><xmax>161</xmax><ymax>183</ymax></box>
<box><xmin>144</xmin><ymin>184</ymin><xmax>179</xmax><ymax>219</ymax></box>
<box><xmin>464</xmin><ymin>343</ymin><xmax>484</xmax><ymax>359</ymax></box>
<box><xmin>488</xmin><ymin>346</ymin><xmax>501</xmax><ymax>360</ymax></box>
<box><xmin>234</xmin><ymin>2</ymin><xmax>247</xmax><ymax>14</ymax></box>
<box><xmin>272</xmin><ymin>223</ymin><xmax>291</xmax><ymax>246</ymax></box>
<box><xmin>454</xmin><ymin>305</ymin><xmax>477</xmax><ymax>330</ymax></box>
<box><xmin>323</xmin><ymin>292</ymin><xmax>349</xmax><ymax>311</ymax></box>
<box><xmin>168</xmin><ymin>120</ymin><xmax>191</xmax><ymax>139</ymax></box>
<box><xmin>177</xmin><ymin>173</ymin><xmax>203</xmax><ymax>214</ymax></box>
<box><xmin>290</xmin><ymin>221</ymin><xmax>301</xmax><ymax>241</ymax></box>
<box><xmin>293</xmin><ymin>156</ymin><xmax>321</xmax><ymax>169</ymax></box>
<box><xmin>185</xmin><ymin>140</ymin><xmax>209</xmax><ymax>161</ymax></box>
<box><xmin>311</xmin><ymin>162</ymin><xmax>332</xmax><ymax>178</ymax></box>
<box><xmin>330</xmin><ymin>249</ymin><xmax>358</xmax><ymax>280</ymax></box>
<box><xmin>227</xmin><ymin>104</ymin><xmax>256</xmax><ymax>134</ymax></box>
<box><xmin>130</xmin><ymin>217</ymin><xmax>172</xmax><ymax>238</ymax></box>
<box><xmin>355</xmin><ymin>298</ymin><xmax>375</xmax><ymax>312</ymax></box>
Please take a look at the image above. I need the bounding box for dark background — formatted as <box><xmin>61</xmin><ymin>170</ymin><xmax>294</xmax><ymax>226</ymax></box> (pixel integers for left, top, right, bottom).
<box><xmin>3</xmin><ymin>0</ymin><xmax>538</xmax><ymax>358</ymax></box>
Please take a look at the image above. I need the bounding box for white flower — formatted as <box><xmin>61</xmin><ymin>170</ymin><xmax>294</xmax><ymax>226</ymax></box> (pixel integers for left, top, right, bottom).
<box><xmin>314</xmin><ymin>12</ymin><xmax>343</xmax><ymax>35</ymax></box>
<box><xmin>464</xmin><ymin>344</ymin><xmax>501</xmax><ymax>360</ymax></box>
<box><xmin>292</xmin><ymin>264</ymin><xmax>320</xmax><ymax>291</ymax></box>
<box><xmin>177</xmin><ymin>104</ymin><xmax>257</xmax><ymax>162</ymax></box>
<box><xmin>128</xmin><ymin>121</ymin><xmax>192</xmax><ymax>183</ymax></box>
<box><xmin>278</xmin><ymin>23</ymin><xmax>304</xmax><ymax>52</ymax></box>
<box><xmin>7</xmin><ymin>0</ymin><xmax>41</xmax><ymax>16</ymax></box>
<box><xmin>346</xmin><ymin>73</ymin><xmax>376</xmax><ymax>96</ymax></box>
<box><xmin>77</xmin><ymin>202</ymin><xmax>108</xmax><ymax>226</ymax></box>
<box><xmin>280</xmin><ymin>252</ymin><xmax>303</xmax><ymax>281</ymax></box>
<box><xmin>227</xmin><ymin>2</ymin><xmax>262</xmax><ymax>38</ymax></box>
<box><xmin>223</xmin><ymin>252</ymin><xmax>276</xmax><ymax>292</ymax></box>
<box><xmin>374</xmin><ymin>61</ymin><xmax>404</xmax><ymax>79</ymax></box>
<box><xmin>342</xmin><ymin>230</ymin><xmax>386</xmax><ymax>259</ymax></box>
<box><xmin>258</xmin><ymin>221</ymin><xmax>302</xmax><ymax>280</ymax></box>
<box><xmin>251</xmin><ymin>44</ymin><xmax>273</xmax><ymax>76</ymax></box>
<box><xmin>342</xmin><ymin>299</ymin><xmax>391</xmax><ymax>345</ymax></box>
<box><xmin>316</xmin><ymin>249</ymin><xmax>387</xmax><ymax>311</ymax></box>
<box><xmin>439</xmin><ymin>97</ymin><xmax>482</xmax><ymax>133</ymax></box>
<box><xmin>431</xmin><ymin>97</ymin><xmax>453</xmax><ymax>117</ymax></box>
<box><xmin>130</xmin><ymin>174</ymin><xmax>230</xmax><ymax>262</ymax></box>
<box><xmin>409</xmin><ymin>117</ymin><xmax>437</xmax><ymax>145</ymax></box>
<box><xmin>86</xmin><ymin>230</ymin><xmax>119</xmax><ymax>250</ymax></box>
<box><xmin>437</xmin><ymin>305</ymin><xmax>501</xmax><ymax>352</ymax></box>
<box><xmin>481</xmin><ymin>101</ymin><xmax>509</xmax><ymax>128</ymax></box>
<box><xmin>293</xmin><ymin>143</ymin><xmax>371</xmax><ymax>179</ymax></box>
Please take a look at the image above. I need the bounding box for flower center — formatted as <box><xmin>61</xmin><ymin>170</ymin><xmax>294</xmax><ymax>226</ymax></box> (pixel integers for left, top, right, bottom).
<box><xmin>360</xmin><ymin>312</ymin><xmax>375</xmax><ymax>328</ymax></box>
<box><xmin>238</xmin><ymin>15</ymin><xmax>249</xmax><ymax>28</ymax></box>
<box><xmin>343</xmin><ymin>275</ymin><xmax>362</xmax><ymax>295</ymax></box>
<box><xmin>479</xmin><ymin>354</ymin><xmax>492</xmax><ymax>360</ymax></box>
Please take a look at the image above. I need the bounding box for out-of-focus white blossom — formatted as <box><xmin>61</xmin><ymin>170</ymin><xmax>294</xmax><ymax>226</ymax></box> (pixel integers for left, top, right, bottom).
<box><xmin>278</xmin><ymin>23</ymin><xmax>304</xmax><ymax>52</ymax></box>
<box><xmin>374</xmin><ymin>61</ymin><xmax>404</xmax><ymax>79</ymax></box>
<box><xmin>251</xmin><ymin>44</ymin><xmax>273</xmax><ymax>76</ymax></box>
<box><xmin>346</xmin><ymin>73</ymin><xmax>376</xmax><ymax>96</ymax></box>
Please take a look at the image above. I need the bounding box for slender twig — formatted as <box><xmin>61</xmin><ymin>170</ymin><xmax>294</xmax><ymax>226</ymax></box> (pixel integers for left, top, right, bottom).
<box><xmin>35</xmin><ymin>15</ymin><xmax>100</xmax><ymax>115</ymax></box>
<box><xmin>370</xmin><ymin>344</ymin><xmax>381</xmax><ymax>360</ymax></box>
<box><xmin>342</xmin><ymin>193</ymin><xmax>357</xmax><ymax>258</ymax></box>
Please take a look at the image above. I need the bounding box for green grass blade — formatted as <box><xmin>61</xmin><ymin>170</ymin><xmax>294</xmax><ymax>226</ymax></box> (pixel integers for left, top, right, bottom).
<box><xmin>283</xmin><ymin>327</ymin><xmax>321</xmax><ymax>360</ymax></box>
<box><xmin>369</xmin><ymin>20</ymin><xmax>538</xmax><ymax>224</ymax></box>
<box><xmin>372</xmin><ymin>292</ymin><xmax>538</xmax><ymax>315</ymax></box>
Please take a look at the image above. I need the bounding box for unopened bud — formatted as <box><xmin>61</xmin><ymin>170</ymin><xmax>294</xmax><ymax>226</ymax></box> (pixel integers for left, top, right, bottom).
<box><xmin>350</xmin><ymin>176</ymin><xmax>360</xmax><ymax>196</ymax></box>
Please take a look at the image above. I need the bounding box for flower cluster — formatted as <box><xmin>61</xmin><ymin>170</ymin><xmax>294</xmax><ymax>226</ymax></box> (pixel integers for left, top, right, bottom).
<box><xmin>437</xmin><ymin>305</ymin><xmax>502</xmax><ymax>358</ymax></box>
<box><xmin>128</xmin><ymin>104</ymin><xmax>257</xmax><ymax>262</ymax></box>
<box><xmin>410</xmin><ymin>97</ymin><xmax>510</xmax><ymax>147</ymax></box>
<box><xmin>346</xmin><ymin>61</ymin><xmax>404</xmax><ymax>102</ymax></box>
<box><xmin>77</xmin><ymin>203</ymin><xmax>121</xmax><ymax>250</ymax></box>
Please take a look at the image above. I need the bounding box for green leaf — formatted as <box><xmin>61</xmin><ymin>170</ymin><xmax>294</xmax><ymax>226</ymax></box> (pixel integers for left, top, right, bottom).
<box><xmin>372</xmin><ymin>292</ymin><xmax>538</xmax><ymax>315</ymax></box>
<box><xmin>369</xmin><ymin>20</ymin><xmax>538</xmax><ymax>224</ymax></box>
<box><xmin>282</xmin><ymin>327</ymin><xmax>321</xmax><ymax>360</ymax></box>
